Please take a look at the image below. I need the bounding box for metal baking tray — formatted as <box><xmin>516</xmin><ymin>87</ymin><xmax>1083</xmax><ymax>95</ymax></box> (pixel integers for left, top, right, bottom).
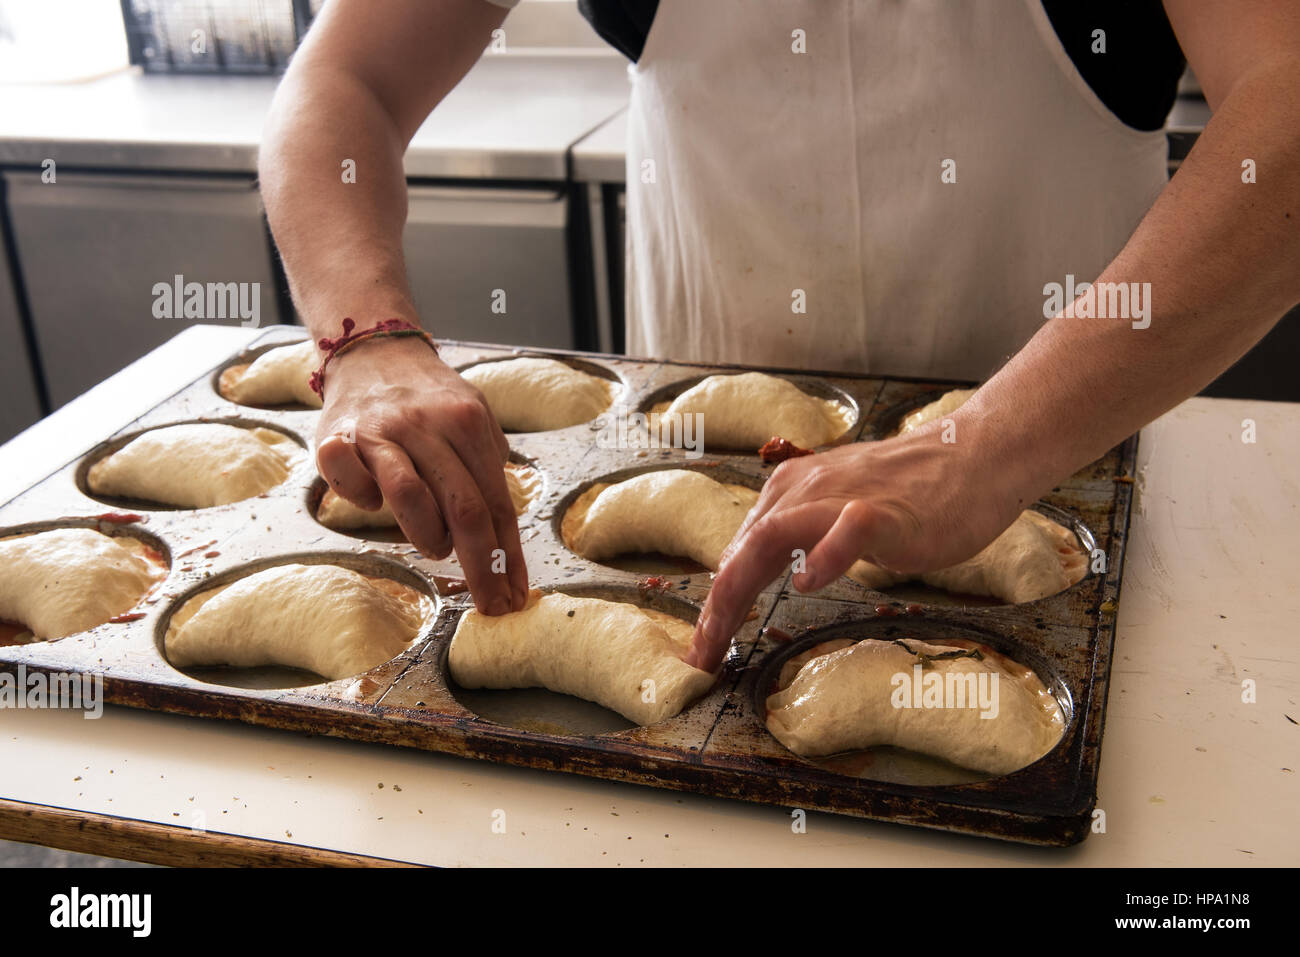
<box><xmin>0</xmin><ymin>326</ymin><xmax>1137</xmax><ymax>846</ymax></box>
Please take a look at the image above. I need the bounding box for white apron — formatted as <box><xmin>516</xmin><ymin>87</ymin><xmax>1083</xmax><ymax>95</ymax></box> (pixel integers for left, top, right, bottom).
<box><xmin>624</xmin><ymin>0</ymin><xmax>1170</xmax><ymax>379</ymax></box>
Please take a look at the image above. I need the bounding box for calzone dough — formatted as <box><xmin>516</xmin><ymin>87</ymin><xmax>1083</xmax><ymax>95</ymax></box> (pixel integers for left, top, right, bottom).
<box><xmin>316</xmin><ymin>462</ymin><xmax>541</xmax><ymax>530</ymax></box>
<box><xmin>449</xmin><ymin>590</ymin><xmax>714</xmax><ymax>726</ymax></box>
<box><xmin>87</xmin><ymin>423</ymin><xmax>302</xmax><ymax>508</ymax></box>
<box><xmin>461</xmin><ymin>357</ymin><xmax>615</xmax><ymax>431</ymax></box>
<box><xmin>218</xmin><ymin>339</ymin><xmax>322</xmax><ymax>409</ymax></box>
<box><xmin>562</xmin><ymin>469</ymin><xmax>757</xmax><ymax>570</ymax></box>
<box><xmin>0</xmin><ymin>528</ymin><xmax>167</xmax><ymax>640</ymax></box>
<box><xmin>897</xmin><ymin>388</ymin><xmax>977</xmax><ymax>434</ymax></box>
<box><xmin>657</xmin><ymin>373</ymin><xmax>852</xmax><ymax>450</ymax></box>
<box><xmin>845</xmin><ymin>509</ymin><xmax>1087</xmax><ymax>604</ymax></box>
<box><xmin>166</xmin><ymin>563</ymin><xmax>432</xmax><ymax>680</ymax></box>
<box><xmin>777</xmin><ymin>638</ymin><xmax>856</xmax><ymax>690</ymax></box>
<box><xmin>766</xmin><ymin>638</ymin><xmax>1065</xmax><ymax>775</ymax></box>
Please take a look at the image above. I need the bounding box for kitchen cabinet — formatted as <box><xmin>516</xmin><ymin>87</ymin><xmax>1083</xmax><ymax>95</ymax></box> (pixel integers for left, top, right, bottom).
<box><xmin>3</xmin><ymin>170</ymin><xmax>280</xmax><ymax>409</ymax></box>
<box><xmin>402</xmin><ymin>185</ymin><xmax>574</xmax><ymax>348</ymax></box>
<box><xmin>0</xmin><ymin>222</ymin><xmax>43</xmax><ymax>444</ymax></box>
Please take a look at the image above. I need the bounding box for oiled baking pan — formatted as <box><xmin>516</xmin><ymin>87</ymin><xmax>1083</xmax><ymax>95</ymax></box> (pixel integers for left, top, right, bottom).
<box><xmin>0</xmin><ymin>326</ymin><xmax>1137</xmax><ymax>846</ymax></box>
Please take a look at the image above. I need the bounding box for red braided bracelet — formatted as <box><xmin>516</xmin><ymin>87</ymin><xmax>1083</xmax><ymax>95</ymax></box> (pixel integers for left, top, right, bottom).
<box><xmin>309</xmin><ymin>317</ymin><xmax>438</xmax><ymax>398</ymax></box>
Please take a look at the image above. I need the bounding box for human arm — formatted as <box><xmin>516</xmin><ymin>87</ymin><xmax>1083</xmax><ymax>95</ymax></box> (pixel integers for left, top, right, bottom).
<box><xmin>686</xmin><ymin>0</ymin><xmax>1300</xmax><ymax>670</ymax></box>
<box><xmin>259</xmin><ymin>0</ymin><xmax>529</xmax><ymax>615</ymax></box>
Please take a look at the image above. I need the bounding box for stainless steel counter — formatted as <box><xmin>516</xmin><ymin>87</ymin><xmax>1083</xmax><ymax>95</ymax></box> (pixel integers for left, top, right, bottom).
<box><xmin>0</xmin><ymin>52</ymin><xmax>632</xmax><ymax>181</ymax></box>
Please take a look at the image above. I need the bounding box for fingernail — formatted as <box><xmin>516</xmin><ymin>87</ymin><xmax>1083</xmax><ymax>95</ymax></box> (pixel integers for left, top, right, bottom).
<box><xmin>489</xmin><ymin>595</ymin><xmax>511</xmax><ymax>616</ymax></box>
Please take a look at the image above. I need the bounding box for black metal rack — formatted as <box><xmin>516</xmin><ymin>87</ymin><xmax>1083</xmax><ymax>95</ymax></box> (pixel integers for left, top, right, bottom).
<box><xmin>119</xmin><ymin>0</ymin><xmax>320</xmax><ymax>74</ymax></box>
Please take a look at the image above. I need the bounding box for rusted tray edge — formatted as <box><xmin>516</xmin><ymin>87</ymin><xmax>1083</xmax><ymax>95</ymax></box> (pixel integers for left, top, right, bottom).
<box><xmin>1069</xmin><ymin>431</ymin><xmax>1139</xmax><ymax>791</ymax></box>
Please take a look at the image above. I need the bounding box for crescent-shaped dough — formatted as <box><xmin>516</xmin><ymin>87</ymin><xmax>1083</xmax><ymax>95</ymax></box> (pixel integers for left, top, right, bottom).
<box><xmin>845</xmin><ymin>510</ymin><xmax>1086</xmax><ymax>604</ymax></box>
<box><xmin>316</xmin><ymin>462</ymin><xmax>541</xmax><ymax>530</ymax></box>
<box><xmin>461</xmin><ymin>357</ymin><xmax>615</xmax><ymax>431</ymax></box>
<box><xmin>0</xmin><ymin>528</ymin><xmax>167</xmax><ymax>640</ymax></box>
<box><xmin>776</xmin><ymin>638</ymin><xmax>856</xmax><ymax>690</ymax></box>
<box><xmin>165</xmin><ymin>563</ymin><xmax>432</xmax><ymax>680</ymax></box>
<box><xmin>448</xmin><ymin>590</ymin><xmax>714</xmax><ymax>726</ymax></box>
<box><xmin>218</xmin><ymin>340</ymin><xmax>322</xmax><ymax>409</ymax></box>
<box><xmin>766</xmin><ymin>638</ymin><xmax>1065</xmax><ymax>775</ymax></box>
<box><xmin>897</xmin><ymin>388</ymin><xmax>976</xmax><ymax>434</ymax></box>
<box><xmin>87</xmin><ymin>424</ymin><xmax>302</xmax><ymax>508</ymax></box>
<box><xmin>561</xmin><ymin>469</ymin><xmax>757</xmax><ymax>570</ymax></box>
<box><xmin>657</xmin><ymin>373</ymin><xmax>852</xmax><ymax>450</ymax></box>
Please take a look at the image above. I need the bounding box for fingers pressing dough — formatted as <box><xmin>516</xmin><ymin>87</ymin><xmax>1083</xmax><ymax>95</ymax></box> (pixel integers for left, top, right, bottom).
<box><xmin>449</xmin><ymin>590</ymin><xmax>715</xmax><ymax>726</ymax></box>
<box><xmin>461</xmin><ymin>357</ymin><xmax>615</xmax><ymax>431</ymax></box>
<box><xmin>766</xmin><ymin>638</ymin><xmax>1065</xmax><ymax>775</ymax></box>
<box><xmin>316</xmin><ymin>462</ymin><xmax>541</xmax><ymax>530</ymax></box>
<box><xmin>87</xmin><ymin>423</ymin><xmax>302</xmax><ymax>508</ymax></box>
<box><xmin>845</xmin><ymin>510</ymin><xmax>1087</xmax><ymax>604</ymax></box>
<box><xmin>561</xmin><ymin>469</ymin><xmax>758</xmax><ymax>570</ymax></box>
<box><xmin>165</xmin><ymin>563</ymin><xmax>432</xmax><ymax>680</ymax></box>
<box><xmin>656</xmin><ymin>372</ymin><xmax>853</xmax><ymax>450</ymax></box>
<box><xmin>218</xmin><ymin>339</ymin><xmax>323</xmax><ymax>409</ymax></box>
<box><xmin>0</xmin><ymin>528</ymin><xmax>167</xmax><ymax>640</ymax></box>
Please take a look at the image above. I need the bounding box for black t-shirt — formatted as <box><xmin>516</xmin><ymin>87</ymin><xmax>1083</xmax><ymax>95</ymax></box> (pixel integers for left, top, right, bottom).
<box><xmin>577</xmin><ymin>0</ymin><xmax>1186</xmax><ymax>131</ymax></box>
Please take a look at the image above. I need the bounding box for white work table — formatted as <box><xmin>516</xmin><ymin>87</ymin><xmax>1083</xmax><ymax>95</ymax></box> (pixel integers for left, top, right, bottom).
<box><xmin>0</xmin><ymin>325</ymin><xmax>1295</xmax><ymax>866</ymax></box>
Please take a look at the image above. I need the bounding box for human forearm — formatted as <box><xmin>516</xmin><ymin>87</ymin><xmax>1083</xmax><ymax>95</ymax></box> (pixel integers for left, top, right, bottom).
<box><xmin>255</xmin><ymin>0</ymin><xmax>527</xmax><ymax>615</ymax></box>
<box><xmin>258</xmin><ymin>0</ymin><xmax>505</xmax><ymax>342</ymax></box>
<box><xmin>260</xmin><ymin>64</ymin><xmax>418</xmax><ymax>341</ymax></box>
<box><xmin>962</xmin><ymin>55</ymin><xmax>1300</xmax><ymax>511</ymax></box>
<box><xmin>688</xmin><ymin>5</ymin><xmax>1300</xmax><ymax>667</ymax></box>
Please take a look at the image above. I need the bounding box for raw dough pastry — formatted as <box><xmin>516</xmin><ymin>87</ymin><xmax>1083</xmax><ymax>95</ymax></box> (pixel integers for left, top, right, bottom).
<box><xmin>449</xmin><ymin>590</ymin><xmax>714</xmax><ymax>726</ymax></box>
<box><xmin>461</xmin><ymin>357</ymin><xmax>615</xmax><ymax>431</ymax></box>
<box><xmin>897</xmin><ymin>388</ymin><xmax>976</xmax><ymax>434</ymax></box>
<box><xmin>316</xmin><ymin>462</ymin><xmax>541</xmax><ymax>530</ymax></box>
<box><xmin>165</xmin><ymin>563</ymin><xmax>432</xmax><ymax>680</ymax></box>
<box><xmin>776</xmin><ymin>638</ymin><xmax>856</xmax><ymax>690</ymax></box>
<box><xmin>87</xmin><ymin>423</ymin><xmax>303</xmax><ymax>508</ymax></box>
<box><xmin>844</xmin><ymin>509</ymin><xmax>1087</xmax><ymax>604</ymax></box>
<box><xmin>561</xmin><ymin>469</ymin><xmax>757</xmax><ymax>570</ymax></box>
<box><xmin>218</xmin><ymin>339</ymin><xmax>322</xmax><ymax>409</ymax></box>
<box><xmin>766</xmin><ymin>638</ymin><xmax>1065</xmax><ymax>775</ymax></box>
<box><xmin>656</xmin><ymin>373</ymin><xmax>852</xmax><ymax>450</ymax></box>
<box><xmin>0</xmin><ymin>528</ymin><xmax>167</xmax><ymax>640</ymax></box>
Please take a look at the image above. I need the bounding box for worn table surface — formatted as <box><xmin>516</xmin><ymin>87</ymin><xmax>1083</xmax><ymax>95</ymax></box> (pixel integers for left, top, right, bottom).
<box><xmin>0</xmin><ymin>325</ymin><xmax>1295</xmax><ymax>866</ymax></box>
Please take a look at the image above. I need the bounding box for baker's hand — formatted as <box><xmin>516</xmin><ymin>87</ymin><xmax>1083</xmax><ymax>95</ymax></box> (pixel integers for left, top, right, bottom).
<box><xmin>683</xmin><ymin>424</ymin><xmax>1024</xmax><ymax>671</ymax></box>
<box><xmin>314</xmin><ymin>334</ymin><xmax>528</xmax><ymax>616</ymax></box>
